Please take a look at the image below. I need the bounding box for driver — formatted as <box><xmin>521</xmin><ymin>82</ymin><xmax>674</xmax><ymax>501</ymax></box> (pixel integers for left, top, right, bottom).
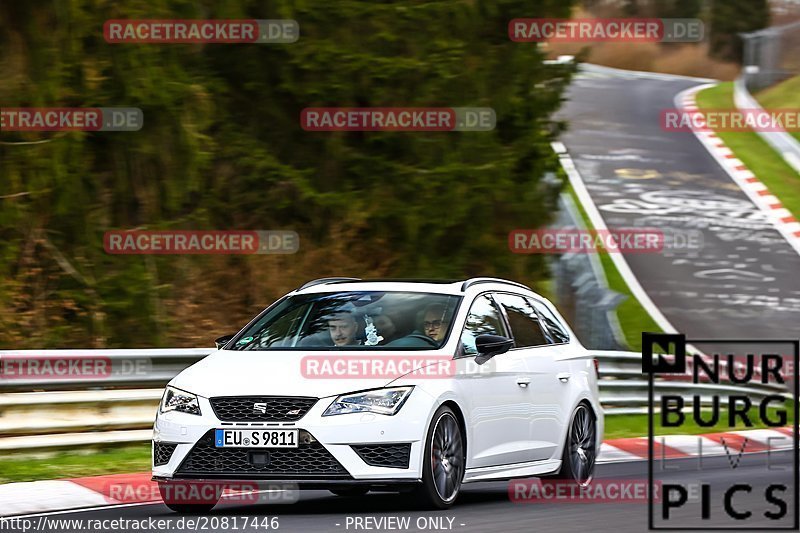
<box><xmin>386</xmin><ymin>302</ymin><xmax>451</xmax><ymax>348</ymax></box>
<box><xmin>422</xmin><ymin>303</ymin><xmax>449</xmax><ymax>343</ymax></box>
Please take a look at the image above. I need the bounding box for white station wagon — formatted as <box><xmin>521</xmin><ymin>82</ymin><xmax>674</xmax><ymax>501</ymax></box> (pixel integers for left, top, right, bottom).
<box><xmin>153</xmin><ymin>278</ymin><xmax>602</xmax><ymax>512</ymax></box>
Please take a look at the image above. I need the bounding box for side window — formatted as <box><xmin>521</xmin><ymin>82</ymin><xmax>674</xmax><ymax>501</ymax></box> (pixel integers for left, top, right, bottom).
<box><xmin>493</xmin><ymin>293</ymin><xmax>549</xmax><ymax>348</ymax></box>
<box><xmin>459</xmin><ymin>295</ymin><xmax>506</xmax><ymax>356</ymax></box>
<box><xmin>529</xmin><ymin>298</ymin><xmax>570</xmax><ymax>344</ymax></box>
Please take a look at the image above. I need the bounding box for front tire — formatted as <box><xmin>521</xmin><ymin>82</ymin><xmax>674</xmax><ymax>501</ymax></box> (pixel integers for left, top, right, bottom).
<box><xmin>413</xmin><ymin>405</ymin><xmax>465</xmax><ymax>509</ymax></box>
<box><xmin>555</xmin><ymin>403</ymin><xmax>597</xmax><ymax>486</ymax></box>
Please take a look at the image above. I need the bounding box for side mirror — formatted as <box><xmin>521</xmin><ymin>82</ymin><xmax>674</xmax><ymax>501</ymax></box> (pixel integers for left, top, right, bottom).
<box><xmin>474</xmin><ymin>334</ymin><xmax>514</xmax><ymax>365</ymax></box>
<box><xmin>215</xmin><ymin>334</ymin><xmax>235</xmax><ymax>350</ymax></box>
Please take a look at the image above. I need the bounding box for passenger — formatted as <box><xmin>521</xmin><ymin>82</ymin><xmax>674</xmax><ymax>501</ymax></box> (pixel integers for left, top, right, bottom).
<box><xmin>373</xmin><ymin>313</ymin><xmax>400</xmax><ymax>344</ymax></box>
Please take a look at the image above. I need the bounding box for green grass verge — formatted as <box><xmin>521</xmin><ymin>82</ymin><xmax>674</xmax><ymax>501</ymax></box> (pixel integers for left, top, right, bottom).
<box><xmin>605</xmin><ymin>401</ymin><xmax>795</xmax><ymax>440</ymax></box>
<box><xmin>695</xmin><ymin>83</ymin><xmax>800</xmax><ymax>220</ymax></box>
<box><xmin>756</xmin><ymin>75</ymin><xmax>800</xmax><ymax>144</ymax></box>
<box><xmin>565</xmin><ymin>185</ymin><xmax>663</xmax><ymax>351</ymax></box>
<box><xmin>0</xmin><ymin>443</ymin><xmax>150</xmax><ymax>484</ymax></box>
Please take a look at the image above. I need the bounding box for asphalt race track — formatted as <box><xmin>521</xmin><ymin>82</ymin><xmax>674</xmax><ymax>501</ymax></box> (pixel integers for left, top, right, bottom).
<box><xmin>13</xmin><ymin>452</ymin><xmax>796</xmax><ymax>533</ymax></box>
<box><xmin>558</xmin><ymin>64</ymin><xmax>800</xmax><ymax>344</ymax></box>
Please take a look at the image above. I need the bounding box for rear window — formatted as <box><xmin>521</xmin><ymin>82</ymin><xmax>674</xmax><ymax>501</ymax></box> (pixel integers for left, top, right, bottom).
<box><xmin>493</xmin><ymin>293</ymin><xmax>549</xmax><ymax>348</ymax></box>
<box><xmin>529</xmin><ymin>298</ymin><xmax>570</xmax><ymax>344</ymax></box>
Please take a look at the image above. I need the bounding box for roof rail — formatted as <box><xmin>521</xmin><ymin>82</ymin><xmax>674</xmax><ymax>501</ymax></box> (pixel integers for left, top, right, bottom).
<box><xmin>461</xmin><ymin>277</ymin><xmax>533</xmax><ymax>292</ymax></box>
<box><xmin>297</xmin><ymin>277</ymin><xmax>361</xmax><ymax>291</ymax></box>
<box><xmin>350</xmin><ymin>278</ymin><xmax>460</xmax><ymax>284</ymax></box>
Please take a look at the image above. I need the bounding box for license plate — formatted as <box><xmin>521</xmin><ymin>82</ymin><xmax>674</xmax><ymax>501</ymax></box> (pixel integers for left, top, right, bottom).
<box><xmin>214</xmin><ymin>429</ymin><xmax>299</xmax><ymax>448</ymax></box>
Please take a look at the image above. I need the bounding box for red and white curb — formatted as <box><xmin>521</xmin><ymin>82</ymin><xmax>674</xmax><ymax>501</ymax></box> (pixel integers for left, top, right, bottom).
<box><xmin>0</xmin><ymin>471</ymin><xmax>278</xmax><ymax>518</ymax></box>
<box><xmin>676</xmin><ymin>85</ymin><xmax>800</xmax><ymax>256</ymax></box>
<box><xmin>0</xmin><ymin>427</ymin><xmax>794</xmax><ymax>517</ymax></box>
<box><xmin>0</xmin><ymin>473</ymin><xmax>153</xmax><ymax>517</ymax></box>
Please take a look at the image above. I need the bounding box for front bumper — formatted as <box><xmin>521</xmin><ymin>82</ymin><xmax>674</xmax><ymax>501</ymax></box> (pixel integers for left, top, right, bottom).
<box><xmin>152</xmin><ymin>389</ymin><xmax>432</xmax><ymax>483</ymax></box>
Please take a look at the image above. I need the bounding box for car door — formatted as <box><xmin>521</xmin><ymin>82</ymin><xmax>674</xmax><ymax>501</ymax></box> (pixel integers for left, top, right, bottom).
<box><xmin>457</xmin><ymin>293</ymin><xmax>536</xmax><ymax>468</ymax></box>
<box><xmin>528</xmin><ymin>296</ymin><xmax>576</xmax><ymax>458</ymax></box>
<box><xmin>493</xmin><ymin>293</ymin><xmax>563</xmax><ymax>461</ymax></box>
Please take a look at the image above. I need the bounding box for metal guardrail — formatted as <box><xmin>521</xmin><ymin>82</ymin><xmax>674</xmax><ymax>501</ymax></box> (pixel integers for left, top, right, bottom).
<box><xmin>0</xmin><ymin>349</ymin><xmax>215</xmax><ymax>451</ymax></box>
<box><xmin>592</xmin><ymin>350</ymin><xmax>787</xmax><ymax>416</ymax></box>
<box><xmin>741</xmin><ymin>20</ymin><xmax>800</xmax><ymax>92</ymax></box>
<box><xmin>0</xmin><ymin>349</ymin><xmax>214</xmax><ymax>392</ymax></box>
<box><xmin>0</xmin><ymin>349</ymin><xmax>790</xmax><ymax>450</ymax></box>
<box><xmin>552</xmin><ymin>194</ymin><xmax>627</xmax><ymax>350</ymax></box>
<box><xmin>734</xmin><ymin>74</ymin><xmax>800</xmax><ymax>175</ymax></box>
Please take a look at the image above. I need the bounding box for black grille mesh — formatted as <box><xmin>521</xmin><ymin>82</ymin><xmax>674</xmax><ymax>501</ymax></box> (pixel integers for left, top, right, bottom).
<box><xmin>154</xmin><ymin>442</ymin><xmax>178</xmax><ymax>466</ymax></box>
<box><xmin>209</xmin><ymin>396</ymin><xmax>317</xmax><ymax>422</ymax></box>
<box><xmin>176</xmin><ymin>430</ymin><xmax>349</xmax><ymax>477</ymax></box>
<box><xmin>351</xmin><ymin>443</ymin><xmax>411</xmax><ymax>468</ymax></box>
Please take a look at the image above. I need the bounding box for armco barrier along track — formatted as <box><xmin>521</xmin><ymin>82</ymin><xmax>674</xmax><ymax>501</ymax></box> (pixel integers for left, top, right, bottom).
<box><xmin>0</xmin><ymin>349</ymin><xmax>786</xmax><ymax>450</ymax></box>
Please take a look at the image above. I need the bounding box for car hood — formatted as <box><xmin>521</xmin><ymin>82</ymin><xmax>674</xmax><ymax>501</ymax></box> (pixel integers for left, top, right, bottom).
<box><xmin>169</xmin><ymin>349</ymin><xmax>438</xmax><ymax>399</ymax></box>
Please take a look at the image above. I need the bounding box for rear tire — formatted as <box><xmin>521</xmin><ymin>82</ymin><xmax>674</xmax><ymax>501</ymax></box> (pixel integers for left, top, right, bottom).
<box><xmin>554</xmin><ymin>403</ymin><xmax>597</xmax><ymax>486</ymax></box>
<box><xmin>412</xmin><ymin>405</ymin><xmax>465</xmax><ymax>509</ymax></box>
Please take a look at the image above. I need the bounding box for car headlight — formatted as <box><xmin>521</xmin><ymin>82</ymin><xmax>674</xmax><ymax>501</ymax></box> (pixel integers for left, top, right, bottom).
<box><xmin>160</xmin><ymin>386</ymin><xmax>201</xmax><ymax>416</ymax></box>
<box><xmin>323</xmin><ymin>386</ymin><xmax>414</xmax><ymax>417</ymax></box>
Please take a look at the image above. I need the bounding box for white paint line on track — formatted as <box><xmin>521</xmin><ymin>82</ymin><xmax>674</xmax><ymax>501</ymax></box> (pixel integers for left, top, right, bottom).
<box><xmin>579</xmin><ymin>64</ymin><xmax>718</xmax><ymax>84</ymax></box>
<box><xmin>553</xmin><ymin>143</ymin><xmax>683</xmax><ymax>339</ymax></box>
<box><xmin>554</xmin><ymin>144</ymin><xmax>711</xmax><ymax>357</ymax></box>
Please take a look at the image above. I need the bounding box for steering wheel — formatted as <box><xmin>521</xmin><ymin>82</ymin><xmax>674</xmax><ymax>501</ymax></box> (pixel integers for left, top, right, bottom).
<box><xmin>404</xmin><ymin>334</ymin><xmax>439</xmax><ymax>348</ymax></box>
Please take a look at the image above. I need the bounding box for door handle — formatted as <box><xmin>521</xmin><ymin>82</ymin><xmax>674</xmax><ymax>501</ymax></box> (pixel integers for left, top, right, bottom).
<box><xmin>516</xmin><ymin>378</ymin><xmax>531</xmax><ymax>388</ymax></box>
<box><xmin>556</xmin><ymin>372</ymin><xmax>571</xmax><ymax>383</ymax></box>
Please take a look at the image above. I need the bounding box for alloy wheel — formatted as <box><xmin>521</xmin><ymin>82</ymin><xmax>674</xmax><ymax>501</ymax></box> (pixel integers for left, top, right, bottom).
<box><xmin>430</xmin><ymin>412</ymin><xmax>464</xmax><ymax>503</ymax></box>
<box><xmin>568</xmin><ymin>404</ymin><xmax>596</xmax><ymax>486</ymax></box>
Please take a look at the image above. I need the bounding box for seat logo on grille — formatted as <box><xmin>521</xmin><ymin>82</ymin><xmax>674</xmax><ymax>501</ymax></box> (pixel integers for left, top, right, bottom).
<box><xmin>253</xmin><ymin>402</ymin><xmax>268</xmax><ymax>414</ymax></box>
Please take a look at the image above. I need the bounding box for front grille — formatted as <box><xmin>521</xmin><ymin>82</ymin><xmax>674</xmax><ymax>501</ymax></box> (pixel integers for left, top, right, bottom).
<box><xmin>351</xmin><ymin>443</ymin><xmax>411</xmax><ymax>469</ymax></box>
<box><xmin>154</xmin><ymin>442</ymin><xmax>178</xmax><ymax>466</ymax></box>
<box><xmin>176</xmin><ymin>430</ymin><xmax>349</xmax><ymax>478</ymax></box>
<box><xmin>209</xmin><ymin>396</ymin><xmax>317</xmax><ymax>422</ymax></box>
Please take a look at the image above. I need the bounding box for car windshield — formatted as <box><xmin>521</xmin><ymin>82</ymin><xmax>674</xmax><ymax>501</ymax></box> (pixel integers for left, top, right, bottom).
<box><xmin>229</xmin><ymin>291</ymin><xmax>462</xmax><ymax>350</ymax></box>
